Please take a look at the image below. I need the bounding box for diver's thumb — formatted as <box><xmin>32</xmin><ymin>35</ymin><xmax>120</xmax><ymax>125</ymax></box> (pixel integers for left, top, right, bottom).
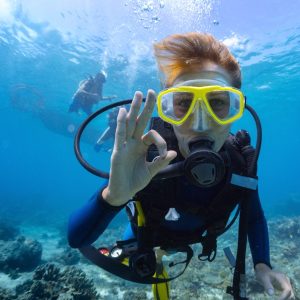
<box><xmin>148</xmin><ymin>150</ymin><xmax>177</xmax><ymax>177</ymax></box>
<box><xmin>257</xmin><ymin>273</ymin><xmax>274</xmax><ymax>296</ymax></box>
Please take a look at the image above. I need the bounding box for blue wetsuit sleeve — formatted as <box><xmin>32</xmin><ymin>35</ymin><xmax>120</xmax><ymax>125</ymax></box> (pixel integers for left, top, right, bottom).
<box><xmin>68</xmin><ymin>183</ymin><xmax>126</xmax><ymax>248</ymax></box>
<box><xmin>247</xmin><ymin>188</ymin><xmax>272</xmax><ymax>269</ymax></box>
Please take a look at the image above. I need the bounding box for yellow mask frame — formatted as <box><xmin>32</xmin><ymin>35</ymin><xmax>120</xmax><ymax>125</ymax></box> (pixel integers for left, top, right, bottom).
<box><xmin>157</xmin><ymin>85</ymin><xmax>245</xmax><ymax>126</ymax></box>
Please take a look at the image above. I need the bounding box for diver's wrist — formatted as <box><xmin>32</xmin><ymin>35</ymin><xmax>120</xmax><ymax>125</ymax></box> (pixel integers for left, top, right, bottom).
<box><xmin>255</xmin><ymin>263</ymin><xmax>272</xmax><ymax>272</ymax></box>
<box><xmin>101</xmin><ymin>187</ymin><xmax>128</xmax><ymax>206</ymax></box>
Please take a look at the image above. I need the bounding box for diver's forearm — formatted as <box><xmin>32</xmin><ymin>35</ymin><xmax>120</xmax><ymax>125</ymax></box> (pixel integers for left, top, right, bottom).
<box><xmin>68</xmin><ymin>186</ymin><xmax>123</xmax><ymax>248</ymax></box>
<box><xmin>246</xmin><ymin>189</ymin><xmax>272</xmax><ymax>268</ymax></box>
<box><xmin>248</xmin><ymin>217</ymin><xmax>272</xmax><ymax>268</ymax></box>
<box><xmin>255</xmin><ymin>262</ymin><xmax>272</xmax><ymax>272</ymax></box>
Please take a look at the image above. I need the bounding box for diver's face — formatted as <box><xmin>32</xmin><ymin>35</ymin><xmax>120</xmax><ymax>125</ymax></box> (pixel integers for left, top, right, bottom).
<box><xmin>171</xmin><ymin>63</ymin><xmax>233</xmax><ymax>157</ymax></box>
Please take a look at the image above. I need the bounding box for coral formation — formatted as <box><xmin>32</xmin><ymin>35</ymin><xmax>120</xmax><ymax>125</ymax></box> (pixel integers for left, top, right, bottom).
<box><xmin>0</xmin><ymin>287</ymin><xmax>16</xmax><ymax>300</ymax></box>
<box><xmin>0</xmin><ymin>216</ymin><xmax>299</xmax><ymax>299</ymax></box>
<box><xmin>0</xmin><ymin>236</ymin><xmax>42</xmax><ymax>273</ymax></box>
<box><xmin>15</xmin><ymin>263</ymin><xmax>99</xmax><ymax>300</ymax></box>
<box><xmin>57</xmin><ymin>247</ymin><xmax>80</xmax><ymax>266</ymax></box>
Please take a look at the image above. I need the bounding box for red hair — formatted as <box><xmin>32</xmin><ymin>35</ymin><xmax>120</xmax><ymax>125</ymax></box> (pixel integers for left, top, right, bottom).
<box><xmin>153</xmin><ymin>32</ymin><xmax>241</xmax><ymax>88</ymax></box>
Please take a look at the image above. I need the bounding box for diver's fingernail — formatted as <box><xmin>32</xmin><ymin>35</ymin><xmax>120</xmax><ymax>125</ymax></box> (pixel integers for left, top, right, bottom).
<box><xmin>267</xmin><ymin>288</ymin><xmax>274</xmax><ymax>296</ymax></box>
<box><xmin>147</xmin><ymin>90</ymin><xmax>155</xmax><ymax>99</ymax></box>
<box><xmin>134</xmin><ymin>91</ymin><xmax>143</xmax><ymax>99</ymax></box>
<box><xmin>152</xmin><ymin>156</ymin><xmax>159</xmax><ymax>162</ymax></box>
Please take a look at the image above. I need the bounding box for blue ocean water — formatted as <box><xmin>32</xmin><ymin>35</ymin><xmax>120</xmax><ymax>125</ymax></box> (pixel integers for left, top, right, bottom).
<box><xmin>1</xmin><ymin>0</ymin><xmax>299</xmax><ymax>224</ymax></box>
<box><xmin>0</xmin><ymin>0</ymin><xmax>300</xmax><ymax>298</ymax></box>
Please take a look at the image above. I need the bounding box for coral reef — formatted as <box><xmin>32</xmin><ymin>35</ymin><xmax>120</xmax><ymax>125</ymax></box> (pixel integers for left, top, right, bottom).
<box><xmin>0</xmin><ymin>215</ymin><xmax>299</xmax><ymax>299</ymax></box>
<box><xmin>14</xmin><ymin>263</ymin><xmax>99</xmax><ymax>300</ymax></box>
<box><xmin>0</xmin><ymin>287</ymin><xmax>16</xmax><ymax>300</ymax></box>
<box><xmin>0</xmin><ymin>236</ymin><xmax>42</xmax><ymax>273</ymax></box>
<box><xmin>57</xmin><ymin>247</ymin><xmax>80</xmax><ymax>266</ymax></box>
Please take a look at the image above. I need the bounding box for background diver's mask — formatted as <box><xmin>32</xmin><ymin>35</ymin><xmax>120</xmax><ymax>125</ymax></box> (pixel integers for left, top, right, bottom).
<box><xmin>156</xmin><ymin>77</ymin><xmax>245</xmax><ymax>187</ymax></box>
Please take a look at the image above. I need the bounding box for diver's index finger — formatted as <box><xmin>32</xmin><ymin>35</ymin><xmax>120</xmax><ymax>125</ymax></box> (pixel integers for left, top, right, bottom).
<box><xmin>133</xmin><ymin>90</ymin><xmax>156</xmax><ymax>138</ymax></box>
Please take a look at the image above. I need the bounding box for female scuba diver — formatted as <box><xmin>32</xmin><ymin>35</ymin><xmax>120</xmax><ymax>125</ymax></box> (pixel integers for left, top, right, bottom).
<box><xmin>68</xmin><ymin>33</ymin><xmax>295</xmax><ymax>299</ymax></box>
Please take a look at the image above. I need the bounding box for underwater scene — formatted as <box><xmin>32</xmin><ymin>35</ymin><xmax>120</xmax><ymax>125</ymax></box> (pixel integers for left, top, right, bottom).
<box><xmin>0</xmin><ymin>0</ymin><xmax>300</xmax><ymax>299</ymax></box>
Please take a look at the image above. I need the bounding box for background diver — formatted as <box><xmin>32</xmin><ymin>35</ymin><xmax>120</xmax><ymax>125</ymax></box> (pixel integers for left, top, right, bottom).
<box><xmin>69</xmin><ymin>70</ymin><xmax>117</xmax><ymax>116</ymax></box>
<box><xmin>68</xmin><ymin>33</ymin><xmax>295</xmax><ymax>299</ymax></box>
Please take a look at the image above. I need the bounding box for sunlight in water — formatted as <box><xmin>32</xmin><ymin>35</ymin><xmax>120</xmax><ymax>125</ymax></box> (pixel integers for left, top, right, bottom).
<box><xmin>0</xmin><ymin>0</ymin><xmax>14</xmax><ymax>22</ymax></box>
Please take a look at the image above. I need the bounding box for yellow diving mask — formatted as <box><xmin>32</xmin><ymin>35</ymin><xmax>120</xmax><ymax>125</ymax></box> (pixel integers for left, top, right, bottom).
<box><xmin>157</xmin><ymin>80</ymin><xmax>245</xmax><ymax>128</ymax></box>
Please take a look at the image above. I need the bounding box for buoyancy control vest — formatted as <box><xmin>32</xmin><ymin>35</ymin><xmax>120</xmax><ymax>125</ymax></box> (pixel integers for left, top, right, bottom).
<box><xmin>130</xmin><ymin>117</ymin><xmax>249</xmax><ymax>252</ymax></box>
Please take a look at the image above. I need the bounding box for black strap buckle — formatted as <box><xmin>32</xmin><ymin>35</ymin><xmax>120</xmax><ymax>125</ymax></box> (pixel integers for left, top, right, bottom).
<box><xmin>198</xmin><ymin>235</ymin><xmax>217</xmax><ymax>262</ymax></box>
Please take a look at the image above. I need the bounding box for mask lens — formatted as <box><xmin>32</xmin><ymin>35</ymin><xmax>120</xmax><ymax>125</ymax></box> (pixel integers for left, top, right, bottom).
<box><xmin>161</xmin><ymin>91</ymin><xmax>194</xmax><ymax>121</ymax></box>
<box><xmin>206</xmin><ymin>90</ymin><xmax>241</xmax><ymax>121</ymax></box>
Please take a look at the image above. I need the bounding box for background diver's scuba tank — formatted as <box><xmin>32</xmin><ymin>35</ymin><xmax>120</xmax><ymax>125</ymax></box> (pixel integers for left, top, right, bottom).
<box><xmin>74</xmin><ymin>99</ymin><xmax>262</xmax><ymax>300</ymax></box>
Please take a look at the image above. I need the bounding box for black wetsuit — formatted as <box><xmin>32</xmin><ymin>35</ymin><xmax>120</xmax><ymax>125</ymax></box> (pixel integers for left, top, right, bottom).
<box><xmin>68</xmin><ymin>177</ymin><xmax>271</xmax><ymax>269</ymax></box>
